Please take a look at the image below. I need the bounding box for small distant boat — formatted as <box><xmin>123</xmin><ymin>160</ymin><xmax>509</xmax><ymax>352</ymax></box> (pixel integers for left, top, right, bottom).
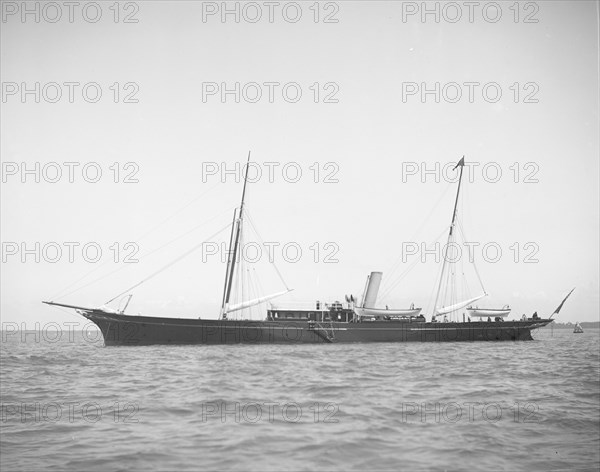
<box><xmin>573</xmin><ymin>322</ymin><xmax>584</xmax><ymax>333</ymax></box>
<box><xmin>466</xmin><ymin>305</ymin><xmax>511</xmax><ymax>318</ymax></box>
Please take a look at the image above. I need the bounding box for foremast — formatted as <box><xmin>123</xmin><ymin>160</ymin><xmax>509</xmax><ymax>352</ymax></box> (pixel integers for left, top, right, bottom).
<box><xmin>220</xmin><ymin>151</ymin><xmax>251</xmax><ymax>320</ymax></box>
<box><xmin>432</xmin><ymin>156</ymin><xmax>486</xmax><ymax>319</ymax></box>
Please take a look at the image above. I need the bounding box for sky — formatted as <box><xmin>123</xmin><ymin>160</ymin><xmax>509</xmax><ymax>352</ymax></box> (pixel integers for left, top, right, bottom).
<box><xmin>1</xmin><ymin>0</ymin><xmax>598</xmax><ymax>327</ymax></box>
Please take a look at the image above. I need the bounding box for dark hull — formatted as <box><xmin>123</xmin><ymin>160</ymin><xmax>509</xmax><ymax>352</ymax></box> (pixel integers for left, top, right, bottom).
<box><xmin>79</xmin><ymin>310</ymin><xmax>552</xmax><ymax>346</ymax></box>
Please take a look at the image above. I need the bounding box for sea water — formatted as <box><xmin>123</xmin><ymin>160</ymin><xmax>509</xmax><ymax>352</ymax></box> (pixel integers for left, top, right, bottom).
<box><xmin>1</xmin><ymin>327</ymin><xmax>599</xmax><ymax>471</ymax></box>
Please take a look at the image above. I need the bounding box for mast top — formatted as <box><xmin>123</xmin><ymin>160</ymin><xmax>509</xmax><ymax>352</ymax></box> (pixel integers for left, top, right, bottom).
<box><xmin>453</xmin><ymin>155</ymin><xmax>465</xmax><ymax>170</ymax></box>
<box><xmin>239</xmin><ymin>151</ymin><xmax>251</xmax><ymax>213</ymax></box>
<box><xmin>449</xmin><ymin>155</ymin><xmax>465</xmax><ymax>231</ymax></box>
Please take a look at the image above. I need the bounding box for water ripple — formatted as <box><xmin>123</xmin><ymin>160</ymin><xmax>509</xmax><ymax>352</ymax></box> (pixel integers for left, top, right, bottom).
<box><xmin>1</xmin><ymin>329</ymin><xmax>599</xmax><ymax>471</ymax></box>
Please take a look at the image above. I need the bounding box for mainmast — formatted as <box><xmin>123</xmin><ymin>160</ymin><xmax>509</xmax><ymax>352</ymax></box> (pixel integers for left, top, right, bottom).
<box><xmin>432</xmin><ymin>156</ymin><xmax>465</xmax><ymax>317</ymax></box>
<box><xmin>220</xmin><ymin>151</ymin><xmax>251</xmax><ymax>319</ymax></box>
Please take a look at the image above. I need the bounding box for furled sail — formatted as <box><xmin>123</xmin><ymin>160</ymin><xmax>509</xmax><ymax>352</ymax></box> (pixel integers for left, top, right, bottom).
<box><xmin>436</xmin><ymin>294</ymin><xmax>486</xmax><ymax>316</ymax></box>
<box><xmin>362</xmin><ymin>272</ymin><xmax>383</xmax><ymax>308</ymax></box>
<box><xmin>225</xmin><ymin>289</ymin><xmax>293</xmax><ymax>314</ymax></box>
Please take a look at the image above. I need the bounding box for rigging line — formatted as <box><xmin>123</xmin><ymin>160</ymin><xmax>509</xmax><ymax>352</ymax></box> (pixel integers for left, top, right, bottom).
<box><xmin>442</xmin><ymin>264</ymin><xmax>450</xmax><ymax>308</ymax></box>
<box><xmin>251</xmin><ymin>265</ymin><xmax>270</xmax><ymax>316</ymax></box>
<box><xmin>253</xmin><ymin>271</ymin><xmax>266</xmax><ymax>319</ymax></box>
<box><xmin>51</xmin><ymin>206</ymin><xmax>235</xmax><ymax>302</ymax></box>
<box><xmin>456</xmin><ymin>217</ymin><xmax>487</xmax><ymax>295</ymax></box>
<box><xmin>232</xmin><ymin>224</ymin><xmax>245</xmax><ymax>320</ymax></box>
<box><xmin>379</xmin><ymin>225</ymin><xmax>449</xmax><ymax>299</ymax></box>
<box><xmin>253</xmin><ymin>267</ymin><xmax>268</xmax><ymax>304</ymax></box>
<box><xmin>383</xmin><ymin>183</ymin><xmax>453</xmax><ymax>280</ymax></box>
<box><xmin>135</xmin><ymin>181</ymin><xmax>225</xmax><ymax>241</ymax></box>
<box><xmin>244</xmin><ymin>208</ymin><xmax>291</xmax><ymax>291</ymax></box>
<box><xmin>255</xmin><ymin>273</ymin><xmax>272</xmax><ymax>318</ymax></box>
<box><xmin>458</xmin><ymin>227</ymin><xmax>471</xmax><ymax>306</ymax></box>
<box><xmin>453</xmin><ymin>251</ymin><xmax>463</xmax><ymax>320</ymax></box>
<box><xmin>452</xmin><ymin>233</ymin><xmax>459</xmax><ymax>306</ymax></box>
<box><xmin>246</xmin><ymin>260</ymin><xmax>259</xmax><ymax>298</ymax></box>
<box><xmin>425</xmin><ymin>244</ymin><xmax>447</xmax><ymax>315</ymax></box>
<box><xmin>424</xmin><ymin>237</ymin><xmax>453</xmax><ymax>316</ymax></box>
<box><xmin>246</xmin><ymin>268</ymin><xmax>254</xmax><ymax>319</ymax></box>
<box><xmin>104</xmin><ymin>222</ymin><xmax>232</xmax><ymax>305</ymax></box>
<box><xmin>247</xmin><ymin>268</ymin><xmax>262</xmax><ymax>320</ymax></box>
<box><xmin>383</xmin><ymin>182</ymin><xmax>454</xmax><ymax>281</ymax></box>
<box><xmin>251</xmin><ymin>269</ymin><xmax>261</xmax><ymax>320</ymax></box>
<box><xmin>379</xmin><ymin>184</ymin><xmax>455</xmax><ymax>300</ymax></box>
<box><xmin>240</xmin><ymin>227</ymin><xmax>246</xmax><ymax>319</ymax></box>
<box><xmin>439</xmin><ymin>240</ymin><xmax>456</xmax><ymax>312</ymax></box>
<box><xmin>455</xmin><ymin>181</ymin><xmax>482</xmax><ymax>300</ymax></box>
<box><xmin>230</xmin><ymin>233</ymin><xmax>239</xmax><ymax>320</ymax></box>
<box><xmin>49</xmin><ymin>182</ymin><xmax>224</xmax><ymax>301</ymax></box>
<box><xmin>462</xmin><ymin>270</ymin><xmax>472</xmax><ymax>304</ymax></box>
<box><xmin>377</xmin><ymin>256</ymin><xmax>422</xmax><ymax>303</ymax></box>
<box><xmin>378</xmin><ymin>226</ymin><xmax>449</xmax><ymax>301</ymax></box>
